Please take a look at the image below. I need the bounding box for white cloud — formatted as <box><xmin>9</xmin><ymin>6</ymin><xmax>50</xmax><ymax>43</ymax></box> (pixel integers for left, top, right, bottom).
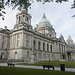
<box><xmin>0</xmin><ymin>0</ymin><xmax>75</xmax><ymax>43</ymax></box>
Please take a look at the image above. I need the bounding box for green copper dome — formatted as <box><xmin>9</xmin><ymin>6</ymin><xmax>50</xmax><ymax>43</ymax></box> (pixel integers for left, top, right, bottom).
<box><xmin>39</xmin><ymin>14</ymin><xmax>50</xmax><ymax>24</ymax></box>
<box><xmin>39</xmin><ymin>18</ymin><xmax>50</xmax><ymax>24</ymax></box>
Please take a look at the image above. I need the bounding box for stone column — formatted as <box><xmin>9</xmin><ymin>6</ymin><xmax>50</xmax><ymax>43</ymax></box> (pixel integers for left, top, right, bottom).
<box><xmin>64</xmin><ymin>45</ymin><xmax>65</xmax><ymax>53</ymax></box>
<box><xmin>12</xmin><ymin>34</ymin><xmax>15</xmax><ymax>48</ymax></box>
<box><xmin>14</xmin><ymin>34</ymin><xmax>16</xmax><ymax>48</ymax></box>
<box><xmin>61</xmin><ymin>45</ymin><xmax>63</xmax><ymax>53</ymax></box>
<box><xmin>58</xmin><ymin>44</ymin><xmax>59</xmax><ymax>52</ymax></box>
<box><xmin>53</xmin><ymin>42</ymin><xmax>57</xmax><ymax>52</ymax></box>
<box><xmin>49</xmin><ymin>43</ymin><xmax>50</xmax><ymax>52</ymax></box>
<box><xmin>10</xmin><ymin>35</ymin><xmax>12</xmax><ymax>48</ymax></box>
<box><xmin>0</xmin><ymin>35</ymin><xmax>1</xmax><ymax>48</ymax></box>
<box><xmin>21</xmin><ymin>33</ymin><xmax>24</xmax><ymax>48</ymax></box>
<box><xmin>15</xmin><ymin>34</ymin><xmax>17</xmax><ymax>48</ymax></box>
<box><xmin>60</xmin><ymin>45</ymin><xmax>62</xmax><ymax>53</ymax></box>
<box><xmin>24</xmin><ymin>33</ymin><xmax>26</xmax><ymax>48</ymax></box>
<box><xmin>45</xmin><ymin>42</ymin><xmax>47</xmax><ymax>51</ymax></box>
<box><xmin>22</xmin><ymin>33</ymin><xmax>23</xmax><ymax>47</ymax></box>
<box><xmin>20</xmin><ymin>33</ymin><xmax>22</xmax><ymax>47</ymax></box>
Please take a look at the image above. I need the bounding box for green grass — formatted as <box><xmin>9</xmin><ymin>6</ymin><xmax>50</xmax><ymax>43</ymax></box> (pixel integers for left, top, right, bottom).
<box><xmin>0</xmin><ymin>66</ymin><xmax>75</xmax><ymax>75</ymax></box>
<box><xmin>16</xmin><ymin>61</ymin><xmax>75</xmax><ymax>68</ymax></box>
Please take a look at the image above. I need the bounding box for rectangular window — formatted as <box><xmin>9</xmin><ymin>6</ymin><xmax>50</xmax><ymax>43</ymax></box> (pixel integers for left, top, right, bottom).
<box><xmin>33</xmin><ymin>40</ymin><xmax>36</xmax><ymax>47</ymax></box>
<box><xmin>50</xmin><ymin>45</ymin><xmax>52</xmax><ymax>52</ymax></box>
<box><xmin>43</xmin><ymin>43</ymin><xmax>45</xmax><ymax>51</ymax></box>
<box><xmin>25</xmin><ymin>16</ymin><xmax>29</xmax><ymax>21</ymax></box>
<box><xmin>27</xmin><ymin>51</ymin><xmax>29</xmax><ymax>58</ymax></box>
<box><xmin>38</xmin><ymin>42</ymin><xmax>41</xmax><ymax>50</ymax></box>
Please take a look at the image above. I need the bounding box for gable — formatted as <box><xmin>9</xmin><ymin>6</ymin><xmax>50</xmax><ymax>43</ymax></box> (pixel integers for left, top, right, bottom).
<box><xmin>59</xmin><ymin>35</ymin><xmax>66</xmax><ymax>43</ymax></box>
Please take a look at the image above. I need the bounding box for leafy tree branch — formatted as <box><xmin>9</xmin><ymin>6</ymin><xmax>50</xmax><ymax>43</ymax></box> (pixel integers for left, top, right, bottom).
<box><xmin>0</xmin><ymin>0</ymin><xmax>75</xmax><ymax>20</ymax></box>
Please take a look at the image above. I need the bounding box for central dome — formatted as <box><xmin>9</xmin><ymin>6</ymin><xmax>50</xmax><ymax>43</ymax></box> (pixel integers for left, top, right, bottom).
<box><xmin>39</xmin><ymin>14</ymin><xmax>50</xmax><ymax>24</ymax></box>
<box><xmin>37</xmin><ymin>14</ymin><xmax>51</xmax><ymax>28</ymax></box>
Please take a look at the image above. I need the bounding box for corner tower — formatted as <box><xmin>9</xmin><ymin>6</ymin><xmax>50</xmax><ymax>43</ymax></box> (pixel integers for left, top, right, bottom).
<box><xmin>66</xmin><ymin>35</ymin><xmax>74</xmax><ymax>47</ymax></box>
<box><xmin>14</xmin><ymin>8</ymin><xmax>32</xmax><ymax>30</ymax></box>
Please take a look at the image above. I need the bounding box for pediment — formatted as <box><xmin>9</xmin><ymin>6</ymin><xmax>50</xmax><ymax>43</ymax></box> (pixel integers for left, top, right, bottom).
<box><xmin>59</xmin><ymin>35</ymin><xmax>66</xmax><ymax>43</ymax></box>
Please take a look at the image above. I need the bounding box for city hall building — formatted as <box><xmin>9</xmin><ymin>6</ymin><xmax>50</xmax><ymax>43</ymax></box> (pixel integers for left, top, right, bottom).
<box><xmin>0</xmin><ymin>8</ymin><xmax>75</xmax><ymax>63</ymax></box>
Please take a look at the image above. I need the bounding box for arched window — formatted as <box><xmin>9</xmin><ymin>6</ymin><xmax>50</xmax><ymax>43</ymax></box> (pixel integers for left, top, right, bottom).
<box><xmin>47</xmin><ymin>44</ymin><xmax>49</xmax><ymax>51</ymax></box>
<box><xmin>43</xmin><ymin>43</ymin><xmax>45</xmax><ymax>51</ymax></box>
<box><xmin>26</xmin><ymin>40</ymin><xmax>29</xmax><ymax>48</ymax></box>
<box><xmin>38</xmin><ymin>41</ymin><xmax>41</xmax><ymax>50</ymax></box>
<box><xmin>33</xmin><ymin>40</ymin><xmax>36</xmax><ymax>47</ymax></box>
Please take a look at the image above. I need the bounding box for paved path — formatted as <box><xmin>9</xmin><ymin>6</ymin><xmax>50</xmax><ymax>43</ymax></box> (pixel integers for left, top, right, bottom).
<box><xmin>0</xmin><ymin>63</ymin><xmax>75</xmax><ymax>72</ymax></box>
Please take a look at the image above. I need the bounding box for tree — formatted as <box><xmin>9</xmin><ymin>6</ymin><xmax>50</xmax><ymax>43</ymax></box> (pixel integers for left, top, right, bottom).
<box><xmin>0</xmin><ymin>0</ymin><xmax>75</xmax><ymax>20</ymax></box>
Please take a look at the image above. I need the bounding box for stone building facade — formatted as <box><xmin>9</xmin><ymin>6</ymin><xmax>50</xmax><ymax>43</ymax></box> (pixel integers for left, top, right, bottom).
<box><xmin>0</xmin><ymin>9</ymin><xmax>75</xmax><ymax>63</ymax></box>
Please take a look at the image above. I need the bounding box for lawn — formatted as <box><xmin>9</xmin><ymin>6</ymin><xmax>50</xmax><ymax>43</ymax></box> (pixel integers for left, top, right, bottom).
<box><xmin>16</xmin><ymin>61</ymin><xmax>75</xmax><ymax>68</ymax></box>
<box><xmin>0</xmin><ymin>66</ymin><xmax>75</xmax><ymax>75</ymax></box>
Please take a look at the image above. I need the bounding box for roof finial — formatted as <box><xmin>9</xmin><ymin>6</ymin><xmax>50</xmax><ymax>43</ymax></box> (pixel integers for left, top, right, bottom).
<box><xmin>43</xmin><ymin>13</ymin><xmax>46</xmax><ymax>18</ymax></box>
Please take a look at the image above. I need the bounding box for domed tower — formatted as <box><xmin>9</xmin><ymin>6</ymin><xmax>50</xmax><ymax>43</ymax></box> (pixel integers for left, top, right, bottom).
<box><xmin>35</xmin><ymin>14</ymin><xmax>56</xmax><ymax>38</ymax></box>
<box><xmin>66</xmin><ymin>35</ymin><xmax>74</xmax><ymax>47</ymax></box>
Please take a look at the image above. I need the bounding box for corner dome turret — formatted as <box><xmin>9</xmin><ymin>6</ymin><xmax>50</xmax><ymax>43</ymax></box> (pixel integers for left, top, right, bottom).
<box><xmin>66</xmin><ymin>35</ymin><xmax>74</xmax><ymax>46</ymax></box>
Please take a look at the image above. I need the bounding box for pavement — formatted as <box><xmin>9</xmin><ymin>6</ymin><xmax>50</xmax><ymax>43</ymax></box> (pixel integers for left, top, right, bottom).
<box><xmin>0</xmin><ymin>63</ymin><xmax>75</xmax><ymax>72</ymax></box>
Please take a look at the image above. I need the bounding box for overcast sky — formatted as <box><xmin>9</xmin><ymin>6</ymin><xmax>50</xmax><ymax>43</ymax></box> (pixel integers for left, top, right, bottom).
<box><xmin>0</xmin><ymin>0</ymin><xmax>75</xmax><ymax>42</ymax></box>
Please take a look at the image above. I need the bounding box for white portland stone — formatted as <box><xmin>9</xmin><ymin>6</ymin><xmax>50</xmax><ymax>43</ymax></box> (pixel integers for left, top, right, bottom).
<box><xmin>0</xmin><ymin>9</ymin><xmax>75</xmax><ymax>63</ymax></box>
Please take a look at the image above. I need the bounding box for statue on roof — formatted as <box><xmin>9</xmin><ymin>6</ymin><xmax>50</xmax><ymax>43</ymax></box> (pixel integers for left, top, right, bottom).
<box><xmin>18</xmin><ymin>2</ymin><xmax>31</xmax><ymax>11</ymax></box>
<box><xmin>43</xmin><ymin>13</ymin><xmax>46</xmax><ymax>18</ymax></box>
